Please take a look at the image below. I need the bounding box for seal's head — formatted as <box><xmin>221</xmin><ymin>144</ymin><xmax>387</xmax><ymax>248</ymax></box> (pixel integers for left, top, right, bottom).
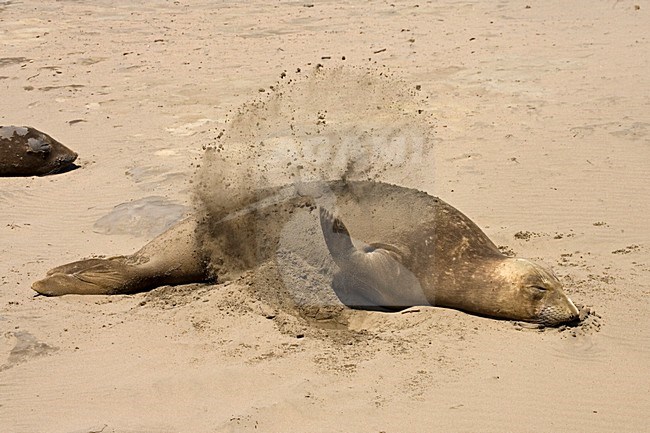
<box><xmin>0</xmin><ymin>126</ymin><xmax>78</xmax><ymax>176</ymax></box>
<box><xmin>492</xmin><ymin>258</ymin><xmax>579</xmax><ymax>326</ymax></box>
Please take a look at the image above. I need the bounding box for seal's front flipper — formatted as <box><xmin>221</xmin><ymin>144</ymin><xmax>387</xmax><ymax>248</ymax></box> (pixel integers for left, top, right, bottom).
<box><xmin>32</xmin><ymin>257</ymin><xmax>136</xmax><ymax>296</ymax></box>
<box><xmin>319</xmin><ymin>207</ymin><xmax>428</xmax><ymax>308</ymax></box>
<box><xmin>318</xmin><ymin>207</ymin><xmax>357</xmax><ymax>268</ymax></box>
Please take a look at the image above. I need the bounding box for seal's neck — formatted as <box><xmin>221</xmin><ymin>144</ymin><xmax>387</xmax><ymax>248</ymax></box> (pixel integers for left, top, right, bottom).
<box><xmin>432</xmin><ymin>257</ymin><xmax>527</xmax><ymax>319</ymax></box>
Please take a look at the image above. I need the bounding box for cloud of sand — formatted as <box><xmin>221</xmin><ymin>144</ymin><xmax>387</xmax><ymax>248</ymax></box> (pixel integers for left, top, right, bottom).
<box><xmin>194</xmin><ymin>65</ymin><xmax>436</xmax><ymax>223</ymax></box>
<box><xmin>192</xmin><ymin>65</ymin><xmax>437</xmax><ymax>314</ymax></box>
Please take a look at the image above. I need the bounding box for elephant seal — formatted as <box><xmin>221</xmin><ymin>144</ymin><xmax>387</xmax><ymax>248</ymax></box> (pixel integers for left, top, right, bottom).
<box><xmin>0</xmin><ymin>126</ymin><xmax>78</xmax><ymax>176</ymax></box>
<box><xmin>32</xmin><ymin>180</ymin><xmax>580</xmax><ymax>326</ymax></box>
<box><xmin>318</xmin><ymin>200</ymin><xmax>579</xmax><ymax>326</ymax></box>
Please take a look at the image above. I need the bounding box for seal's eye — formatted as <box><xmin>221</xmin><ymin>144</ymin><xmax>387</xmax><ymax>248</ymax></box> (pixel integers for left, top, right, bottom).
<box><xmin>531</xmin><ymin>285</ymin><xmax>547</xmax><ymax>292</ymax></box>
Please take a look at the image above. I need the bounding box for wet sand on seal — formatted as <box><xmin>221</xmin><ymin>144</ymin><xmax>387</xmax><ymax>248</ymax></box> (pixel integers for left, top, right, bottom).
<box><xmin>1</xmin><ymin>1</ymin><xmax>649</xmax><ymax>432</ymax></box>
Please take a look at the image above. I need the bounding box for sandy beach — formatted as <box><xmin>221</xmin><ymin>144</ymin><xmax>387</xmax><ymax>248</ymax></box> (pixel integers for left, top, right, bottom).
<box><xmin>1</xmin><ymin>1</ymin><xmax>649</xmax><ymax>432</ymax></box>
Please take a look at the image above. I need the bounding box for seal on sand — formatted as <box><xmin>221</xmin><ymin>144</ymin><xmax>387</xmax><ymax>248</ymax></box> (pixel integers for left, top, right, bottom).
<box><xmin>0</xmin><ymin>126</ymin><xmax>78</xmax><ymax>176</ymax></box>
<box><xmin>32</xmin><ymin>180</ymin><xmax>579</xmax><ymax>326</ymax></box>
<box><xmin>318</xmin><ymin>198</ymin><xmax>579</xmax><ymax>326</ymax></box>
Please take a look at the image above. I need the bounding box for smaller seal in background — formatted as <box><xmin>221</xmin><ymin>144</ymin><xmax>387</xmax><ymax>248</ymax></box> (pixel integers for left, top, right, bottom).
<box><xmin>0</xmin><ymin>126</ymin><xmax>78</xmax><ymax>176</ymax></box>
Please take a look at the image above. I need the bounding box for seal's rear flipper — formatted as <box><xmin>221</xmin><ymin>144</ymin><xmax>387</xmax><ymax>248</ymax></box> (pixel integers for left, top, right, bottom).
<box><xmin>32</xmin><ymin>257</ymin><xmax>135</xmax><ymax>296</ymax></box>
<box><xmin>32</xmin><ymin>217</ymin><xmax>209</xmax><ymax>296</ymax></box>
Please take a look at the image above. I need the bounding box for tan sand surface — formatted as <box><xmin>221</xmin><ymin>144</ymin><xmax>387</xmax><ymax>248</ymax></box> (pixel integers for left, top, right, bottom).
<box><xmin>1</xmin><ymin>1</ymin><xmax>649</xmax><ymax>432</ymax></box>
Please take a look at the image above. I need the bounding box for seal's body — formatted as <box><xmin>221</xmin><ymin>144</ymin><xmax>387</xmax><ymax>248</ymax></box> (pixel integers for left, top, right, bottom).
<box><xmin>32</xmin><ymin>181</ymin><xmax>579</xmax><ymax>326</ymax></box>
<box><xmin>0</xmin><ymin>126</ymin><xmax>77</xmax><ymax>176</ymax></box>
<box><xmin>315</xmin><ymin>182</ymin><xmax>579</xmax><ymax>325</ymax></box>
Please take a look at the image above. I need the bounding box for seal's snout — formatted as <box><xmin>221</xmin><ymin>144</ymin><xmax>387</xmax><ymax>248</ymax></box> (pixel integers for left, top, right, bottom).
<box><xmin>53</xmin><ymin>142</ymin><xmax>78</xmax><ymax>162</ymax></box>
<box><xmin>60</xmin><ymin>150</ymin><xmax>78</xmax><ymax>166</ymax></box>
<box><xmin>539</xmin><ymin>295</ymin><xmax>580</xmax><ymax>326</ymax></box>
<box><xmin>66</xmin><ymin>150</ymin><xmax>78</xmax><ymax>162</ymax></box>
<box><xmin>46</xmin><ymin>146</ymin><xmax>78</xmax><ymax>174</ymax></box>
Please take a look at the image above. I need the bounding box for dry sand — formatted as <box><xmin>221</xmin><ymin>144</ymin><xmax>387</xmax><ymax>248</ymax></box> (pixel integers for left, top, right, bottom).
<box><xmin>1</xmin><ymin>1</ymin><xmax>649</xmax><ymax>432</ymax></box>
